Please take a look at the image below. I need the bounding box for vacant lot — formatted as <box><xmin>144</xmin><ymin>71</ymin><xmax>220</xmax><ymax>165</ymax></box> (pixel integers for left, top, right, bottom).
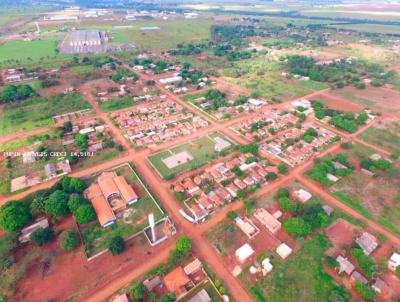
<box><xmin>359</xmin><ymin>119</ymin><xmax>400</xmax><ymax>154</ymax></box>
<box><xmin>0</xmin><ymin>93</ymin><xmax>91</xmax><ymax>135</ymax></box>
<box><xmin>312</xmin><ymin>94</ymin><xmax>364</xmax><ymax>113</ymax></box>
<box><xmin>224</xmin><ymin>72</ymin><xmax>316</xmax><ymax>101</ymax></box>
<box><xmin>111</xmin><ymin>18</ymin><xmax>212</xmax><ymax>50</ymax></box>
<box><xmin>81</xmin><ymin>164</ymin><xmax>165</xmax><ymax>257</ymax></box>
<box><xmin>148</xmin><ymin>133</ymin><xmax>235</xmax><ymax>179</ymax></box>
<box><xmin>331</xmin><ymin>86</ymin><xmax>400</xmax><ymax>112</ymax></box>
<box><xmin>206</xmin><ymin>222</ymin><xmax>248</xmax><ymax>257</ymax></box>
<box><xmin>240</xmin><ymin>235</ymin><xmax>350</xmax><ymax>302</ymax></box>
<box><xmin>98</xmin><ymin>97</ymin><xmax>135</xmax><ymax>112</ymax></box>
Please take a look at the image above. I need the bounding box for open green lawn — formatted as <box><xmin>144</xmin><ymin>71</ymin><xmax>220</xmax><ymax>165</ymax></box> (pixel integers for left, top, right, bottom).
<box><xmin>0</xmin><ymin>38</ymin><xmax>70</xmax><ymax>68</ymax></box>
<box><xmin>0</xmin><ymin>93</ymin><xmax>91</xmax><ymax>135</ymax></box>
<box><xmin>359</xmin><ymin>121</ymin><xmax>400</xmax><ymax>154</ymax></box>
<box><xmin>70</xmin><ymin>64</ymin><xmax>96</xmax><ymax>73</ymax></box>
<box><xmin>240</xmin><ymin>235</ymin><xmax>349</xmax><ymax>302</ymax></box>
<box><xmin>148</xmin><ymin>133</ymin><xmax>235</xmax><ymax>179</ymax></box>
<box><xmin>110</xmin><ymin>18</ymin><xmax>212</xmax><ymax>50</ymax></box>
<box><xmin>98</xmin><ymin>97</ymin><xmax>135</xmax><ymax>112</ymax></box>
<box><xmin>81</xmin><ymin>164</ymin><xmax>165</xmax><ymax>257</ymax></box>
<box><xmin>328</xmin><ymin>23</ymin><xmax>400</xmax><ymax>34</ymax></box>
<box><xmin>223</xmin><ymin>57</ymin><xmax>283</xmax><ymax>78</ymax></box>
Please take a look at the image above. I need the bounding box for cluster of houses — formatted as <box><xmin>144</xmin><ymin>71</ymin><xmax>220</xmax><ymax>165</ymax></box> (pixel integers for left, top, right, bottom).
<box><xmin>111</xmin><ymin>258</ymin><xmax>223</xmax><ymax>302</ymax></box>
<box><xmin>161</xmin><ymin>75</ymin><xmax>210</xmax><ymax>94</ymax></box>
<box><xmin>192</xmin><ymin>96</ymin><xmax>268</xmax><ymax>120</ymax></box>
<box><xmin>111</xmin><ymin>99</ymin><xmax>209</xmax><ymax>147</ymax></box>
<box><xmin>11</xmin><ymin>159</ymin><xmax>72</xmax><ymax>192</ymax></box>
<box><xmin>231</xmin><ymin>109</ymin><xmax>298</xmax><ymax>142</ymax></box>
<box><xmin>259</xmin><ymin>124</ymin><xmax>336</xmax><ymax>167</ymax></box>
<box><xmin>62</xmin><ymin>119</ymin><xmax>110</xmax><ymax>153</ymax></box>
<box><xmin>335</xmin><ymin>232</ymin><xmax>400</xmax><ymax>296</ymax></box>
<box><xmin>2</xmin><ymin>68</ymin><xmax>39</xmax><ymax>83</ymax></box>
<box><xmin>174</xmin><ymin>153</ymin><xmax>278</xmax><ymax>223</ymax></box>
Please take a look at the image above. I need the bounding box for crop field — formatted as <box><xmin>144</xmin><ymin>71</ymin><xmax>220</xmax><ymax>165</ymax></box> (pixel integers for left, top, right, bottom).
<box><xmin>81</xmin><ymin>164</ymin><xmax>165</xmax><ymax>257</ymax></box>
<box><xmin>110</xmin><ymin>18</ymin><xmax>212</xmax><ymax>50</ymax></box>
<box><xmin>334</xmin><ymin>43</ymin><xmax>398</xmax><ymax>65</ymax></box>
<box><xmin>0</xmin><ymin>93</ymin><xmax>91</xmax><ymax>135</ymax></box>
<box><xmin>148</xmin><ymin>132</ymin><xmax>235</xmax><ymax>179</ymax></box>
<box><xmin>359</xmin><ymin>120</ymin><xmax>400</xmax><ymax>154</ymax></box>
<box><xmin>0</xmin><ymin>38</ymin><xmax>70</xmax><ymax>68</ymax></box>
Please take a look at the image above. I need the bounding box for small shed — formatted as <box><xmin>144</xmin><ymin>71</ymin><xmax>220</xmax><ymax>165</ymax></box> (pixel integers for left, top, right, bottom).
<box><xmin>276</xmin><ymin>243</ymin><xmax>293</xmax><ymax>259</ymax></box>
<box><xmin>235</xmin><ymin>244</ymin><xmax>255</xmax><ymax>263</ymax></box>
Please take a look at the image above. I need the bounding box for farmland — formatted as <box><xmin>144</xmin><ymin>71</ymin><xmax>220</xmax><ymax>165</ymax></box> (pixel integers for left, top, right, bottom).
<box><xmin>359</xmin><ymin>120</ymin><xmax>400</xmax><ymax>154</ymax></box>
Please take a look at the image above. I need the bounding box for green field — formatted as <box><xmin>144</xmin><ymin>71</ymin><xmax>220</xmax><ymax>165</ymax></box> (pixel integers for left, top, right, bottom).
<box><xmin>359</xmin><ymin>121</ymin><xmax>400</xmax><ymax>154</ymax></box>
<box><xmin>98</xmin><ymin>97</ymin><xmax>135</xmax><ymax>112</ymax></box>
<box><xmin>81</xmin><ymin>164</ymin><xmax>165</xmax><ymax>257</ymax></box>
<box><xmin>0</xmin><ymin>93</ymin><xmax>91</xmax><ymax>135</ymax></box>
<box><xmin>70</xmin><ymin>64</ymin><xmax>96</xmax><ymax>73</ymax></box>
<box><xmin>148</xmin><ymin>133</ymin><xmax>235</xmax><ymax>179</ymax></box>
<box><xmin>224</xmin><ymin>73</ymin><xmax>314</xmax><ymax>100</ymax></box>
<box><xmin>240</xmin><ymin>235</ymin><xmax>350</xmax><ymax>302</ymax></box>
<box><xmin>0</xmin><ymin>38</ymin><xmax>70</xmax><ymax>68</ymax></box>
<box><xmin>328</xmin><ymin>23</ymin><xmax>400</xmax><ymax>34</ymax></box>
<box><xmin>110</xmin><ymin>18</ymin><xmax>212</xmax><ymax>50</ymax></box>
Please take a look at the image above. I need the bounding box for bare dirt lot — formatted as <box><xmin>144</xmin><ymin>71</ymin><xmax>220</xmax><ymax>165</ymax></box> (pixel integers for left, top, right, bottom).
<box><xmin>12</xmin><ymin>217</ymin><xmax>175</xmax><ymax>302</ymax></box>
<box><xmin>326</xmin><ymin>219</ymin><xmax>359</xmax><ymax>253</ymax></box>
<box><xmin>330</xmin><ymin>86</ymin><xmax>400</xmax><ymax>112</ymax></box>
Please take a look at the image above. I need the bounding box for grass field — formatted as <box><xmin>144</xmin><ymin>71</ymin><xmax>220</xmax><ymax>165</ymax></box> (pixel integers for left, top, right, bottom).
<box><xmin>359</xmin><ymin>121</ymin><xmax>400</xmax><ymax>154</ymax></box>
<box><xmin>148</xmin><ymin>132</ymin><xmax>235</xmax><ymax>179</ymax></box>
<box><xmin>224</xmin><ymin>72</ymin><xmax>314</xmax><ymax>100</ymax></box>
<box><xmin>81</xmin><ymin>164</ymin><xmax>165</xmax><ymax>257</ymax></box>
<box><xmin>70</xmin><ymin>64</ymin><xmax>96</xmax><ymax>73</ymax></box>
<box><xmin>240</xmin><ymin>235</ymin><xmax>349</xmax><ymax>302</ymax></box>
<box><xmin>0</xmin><ymin>38</ymin><xmax>70</xmax><ymax>68</ymax></box>
<box><xmin>110</xmin><ymin>18</ymin><xmax>212</xmax><ymax>50</ymax></box>
<box><xmin>98</xmin><ymin>97</ymin><xmax>135</xmax><ymax>112</ymax></box>
<box><xmin>328</xmin><ymin>23</ymin><xmax>400</xmax><ymax>34</ymax></box>
<box><xmin>0</xmin><ymin>93</ymin><xmax>91</xmax><ymax>135</ymax></box>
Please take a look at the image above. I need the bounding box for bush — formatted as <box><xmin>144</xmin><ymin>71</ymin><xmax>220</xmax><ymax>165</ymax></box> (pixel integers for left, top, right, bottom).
<box><xmin>354</xmin><ymin>282</ymin><xmax>376</xmax><ymax>301</ymax></box>
<box><xmin>175</xmin><ymin>236</ymin><xmax>192</xmax><ymax>254</ymax></box>
<box><xmin>226</xmin><ymin>211</ymin><xmax>238</xmax><ymax>220</ymax></box>
<box><xmin>351</xmin><ymin>248</ymin><xmax>376</xmax><ymax>279</ymax></box>
<box><xmin>108</xmin><ymin>236</ymin><xmax>125</xmax><ymax>255</ymax></box>
<box><xmin>130</xmin><ymin>282</ymin><xmax>146</xmax><ymax>300</ymax></box>
<box><xmin>74</xmin><ymin>204</ymin><xmax>96</xmax><ymax>224</ymax></box>
<box><xmin>0</xmin><ymin>200</ymin><xmax>32</xmax><ymax>231</ymax></box>
<box><xmin>60</xmin><ymin>230</ymin><xmax>80</xmax><ymax>251</ymax></box>
<box><xmin>30</xmin><ymin>228</ymin><xmax>54</xmax><ymax>246</ymax></box>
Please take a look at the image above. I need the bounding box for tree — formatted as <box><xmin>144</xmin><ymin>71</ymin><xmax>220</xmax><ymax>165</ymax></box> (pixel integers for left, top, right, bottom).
<box><xmin>278</xmin><ymin>197</ymin><xmax>298</xmax><ymax>213</ymax></box>
<box><xmin>0</xmin><ymin>232</ymin><xmax>18</xmax><ymax>271</ymax></box>
<box><xmin>44</xmin><ymin>190</ymin><xmax>69</xmax><ymax>217</ymax></box>
<box><xmin>108</xmin><ymin>236</ymin><xmax>125</xmax><ymax>255</ymax></box>
<box><xmin>30</xmin><ymin>196</ymin><xmax>46</xmax><ymax>215</ymax></box>
<box><xmin>265</xmin><ymin>172</ymin><xmax>277</xmax><ymax>181</ymax></box>
<box><xmin>174</xmin><ymin>191</ymin><xmax>185</xmax><ymax>202</ymax></box>
<box><xmin>175</xmin><ymin>236</ymin><xmax>192</xmax><ymax>254</ymax></box>
<box><xmin>226</xmin><ymin>211</ymin><xmax>238</xmax><ymax>221</ymax></box>
<box><xmin>130</xmin><ymin>282</ymin><xmax>146</xmax><ymax>300</ymax></box>
<box><xmin>282</xmin><ymin>218</ymin><xmax>312</xmax><ymax>237</ymax></box>
<box><xmin>30</xmin><ymin>228</ymin><xmax>54</xmax><ymax>246</ymax></box>
<box><xmin>0</xmin><ymin>200</ymin><xmax>32</xmax><ymax>231</ymax></box>
<box><xmin>60</xmin><ymin>229</ymin><xmax>80</xmax><ymax>251</ymax></box>
<box><xmin>67</xmin><ymin>194</ymin><xmax>86</xmax><ymax>212</ymax></box>
<box><xmin>74</xmin><ymin>133</ymin><xmax>88</xmax><ymax>151</ymax></box>
<box><xmin>74</xmin><ymin>204</ymin><xmax>96</xmax><ymax>224</ymax></box>
<box><xmin>244</xmin><ymin>198</ymin><xmax>256</xmax><ymax>215</ymax></box>
<box><xmin>275</xmin><ymin>188</ymin><xmax>290</xmax><ymax>199</ymax></box>
<box><xmin>278</xmin><ymin>163</ymin><xmax>288</xmax><ymax>174</ymax></box>
<box><xmin>354</xmin><ymin>282</ymin><xmax>376</xmax><ymax>301</ymax></box>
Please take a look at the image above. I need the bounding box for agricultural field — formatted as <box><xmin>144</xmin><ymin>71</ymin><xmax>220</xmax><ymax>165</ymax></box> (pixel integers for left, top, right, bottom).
<box><xmin>148</xmin><ymin>132</ymin><xmax>235</xmax><ymax>179</ymax></box>
<box><xmin>359</xmin><ymin>119</ymin><xmax>400</xmax><ymax>154</ymax></box>
<box><xmin>110</xmin><ymin>18</ymin><xmax>212</xmax><ymax>51</ymax></box>
<box><xmin>81</xmin><ymin>164</ymin><xmax>165</xmax><ymax>257</ymax></box>
<box><xmin>0</xmin><ymin>93</ymin><xmax>91</xmax><ymax>135</ymax></box>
